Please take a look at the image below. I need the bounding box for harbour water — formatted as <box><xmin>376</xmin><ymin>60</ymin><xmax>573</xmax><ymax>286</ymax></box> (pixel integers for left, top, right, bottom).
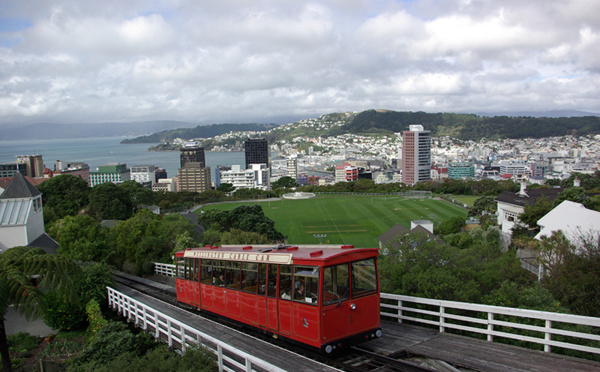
<box><xmin>0</xmin><ymin>137</ymin><xmax>246</xmax><ymax>180</ymax></box>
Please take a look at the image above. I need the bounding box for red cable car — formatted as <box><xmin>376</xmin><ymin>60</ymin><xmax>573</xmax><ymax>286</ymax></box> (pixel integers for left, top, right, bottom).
<box><xmin>174</xmin><ymin>244</ymin><xmax>382</xmax><ymax>353</ymax></box>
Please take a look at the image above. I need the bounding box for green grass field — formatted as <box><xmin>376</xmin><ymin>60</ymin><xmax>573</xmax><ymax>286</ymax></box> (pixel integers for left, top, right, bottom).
<box><xmin>452</xmin><ymin>196</ymin><xmax>479</xmax><ymax>206</ymax></box>
<box><xmin>200</xmin><ymin>195</ymin><xmax>467</xmax><ymax>248</ymax></box>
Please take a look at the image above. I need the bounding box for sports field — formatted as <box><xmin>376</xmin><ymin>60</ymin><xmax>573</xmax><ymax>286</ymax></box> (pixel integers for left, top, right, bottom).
<box><xmin>201</xmin><ymin>195</ymin><xmax>467</xmax><ymax>248</ymax></box>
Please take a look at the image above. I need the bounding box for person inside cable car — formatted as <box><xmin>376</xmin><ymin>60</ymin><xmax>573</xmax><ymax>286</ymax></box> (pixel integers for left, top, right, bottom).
<box><xmin>214</xmin><ymin>273</ymin><xmax>225</xmax><ymax>286</ymax></box>
<box><xmin>294</xmin><ymin>283</ymin><xmax>305</xmax><ymax>301</ymax></box>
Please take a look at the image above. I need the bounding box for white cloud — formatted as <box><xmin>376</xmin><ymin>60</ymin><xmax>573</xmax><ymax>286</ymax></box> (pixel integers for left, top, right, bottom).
<box><xmin>0</xmin><ymin>0</ymin><xmax>598</xmax><ymax>125</ymax></box>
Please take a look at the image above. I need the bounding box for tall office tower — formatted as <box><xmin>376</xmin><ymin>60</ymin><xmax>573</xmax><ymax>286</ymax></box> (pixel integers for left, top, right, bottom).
<box><xmin>244</xmin><ymin>138</ymin><xmax>270</xmax><ymax>169</ymax></box>
<box><xmin>401</xmin><ymin>125</ymin><xmax>431</xmax><ymax>186</ymax></box>
<box><xmin>178</xmin><ymin>142</ymin><xmax>211</xmax><ymax>192</ymax></box>
<box><xmin>16</xmin><ymin>155</ymin><xmax>44</xmax><ymax>178</ymax></box>
<box><xmin>180</xmin><ymin>142</ymin><xmax>206</xmax><ymax>168</ymax></box>
<box><xmin>287</xmin><ymin>156</ymin><xmax>298</xmax><ymax>180</ymax></box>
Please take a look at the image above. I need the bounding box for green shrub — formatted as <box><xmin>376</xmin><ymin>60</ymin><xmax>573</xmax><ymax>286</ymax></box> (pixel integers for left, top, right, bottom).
<box><xmin>85</xmin><ymin>299</ymin><xmax>107</xmax><ymax>340</ymax></box>
<box><xmin>7</xmin><ymin>332</ymin><xmax>41</xmax><ymax>353</ymax></box>
<box><xmin>43</xmin><ymin>290</ymin><xmax>87</xmax><ymax>331</ymax></box>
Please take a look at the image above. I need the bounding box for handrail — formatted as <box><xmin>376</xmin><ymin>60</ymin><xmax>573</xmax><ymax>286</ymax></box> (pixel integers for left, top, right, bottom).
<box><xmin>154</xmin><ymin>263</ymin><xmax>600</xmax><ymax>357</ymax></box>
<box><xmin>154</xmin><ymin>262</ymin><xmax>175</xmax><ymax>277</ymax></box>
<box><xmin>380</xmin><ymin>293</ymin><xmax>600</xmax><ymax>356</ymax></box>
<box><xmin>107</xmin><ymin>286</ymin><xmax>286</xmax><ymax>372</ymax></box>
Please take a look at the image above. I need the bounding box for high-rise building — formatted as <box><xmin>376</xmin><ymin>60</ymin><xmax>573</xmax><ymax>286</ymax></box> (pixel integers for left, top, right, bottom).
<box><xmin>178</xmin><ymin>163</ymin><xmax>211</xmax><ymax>193</ymax></box>
<box><xmin>178</xmin><ymin>142</ymin><xmax>211</xmax><ymax>192</ymax></box>
<box><xmin>16</xmin><ymin>155</ymin><xmax>44</xmax><ymax>178</ymax></box>
<box><xmin>180</xmin><ymin>142</ymin><xmax>206</xmax><ymax>168</ymax></box>
<box><xmin>402</xmin><ymin>125</ymin><xmax>431</xmax><ymax>186</ymax></box>
<box><xmin>287</xmin><ymin>156</ymin><xmax>298</xmax><ymax>180</ymax></box>
<box><xmin>244</xmin><ymin>138</ymin><xmax>270</xmax><ymax>169</ymax></box>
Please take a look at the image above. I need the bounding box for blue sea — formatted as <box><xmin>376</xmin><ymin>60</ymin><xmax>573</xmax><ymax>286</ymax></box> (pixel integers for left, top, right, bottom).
<box><xmin>0</xmin><ymin>137</ymin><xmax>246</xmax><ymax>180</ymax></box>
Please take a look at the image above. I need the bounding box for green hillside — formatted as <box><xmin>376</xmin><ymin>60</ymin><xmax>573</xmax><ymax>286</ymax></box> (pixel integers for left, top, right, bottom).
<box><xmin>200</xmin><ymin>195</ymin><xmax>467</xmax><ymax>248</ymax></box>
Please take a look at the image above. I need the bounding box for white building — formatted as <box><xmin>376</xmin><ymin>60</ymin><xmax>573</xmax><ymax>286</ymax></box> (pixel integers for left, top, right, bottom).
<box><xmin>131</xmin><ymin>165</ymin><xmax>156</xmax><ymax>185</ymax></box>
<box><xmin>0</xmin><ymin>173</ymin><xmax>57</xmax><ymax>254</ymax></box>
<box><xmin>220</xmin><ymin>164</ymin><xmax>271</xmax><ymax>190</ymax></box>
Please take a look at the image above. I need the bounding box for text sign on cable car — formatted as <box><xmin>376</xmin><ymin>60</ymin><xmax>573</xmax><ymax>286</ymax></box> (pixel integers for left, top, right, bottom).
<box><xmin>183</xmin><ymin>250</ymin><xmax>293</xmax><ymax>265</ymax></box>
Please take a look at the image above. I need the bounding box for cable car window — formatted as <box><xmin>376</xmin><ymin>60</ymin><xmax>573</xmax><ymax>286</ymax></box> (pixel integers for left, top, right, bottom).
<box><xmin>293</xmin><ymin>266</ymin><xmax>319</xmax><ymax>305</ymax></box>
<box><xmin>241</xmin><ymin>262</ymin><xmax>258</xmax><ymax>293</ymax></box>
<box><xmin>279</xmin><ymin>265</ymin><xmax>292</xmax><ymax>300</ymax></box>
<box><xmin>267</xmin><ymin>264</ymin><xmax>277</xmax><ymax>298</ymax></box>
<box><xmin>226</xmin><ymin>261</ymin><xmax>241</xmax><ymax>290</ymax></box>
<box><xmin>200</xmin><ymin>260</ymin><xmax>213</xmax><ymax>284</ymax></box>
<box><xmin>257</xmin><ymin>264</ymin><xmax>267</xmax><ymax>295</ymax></box>
<box><xmin>351</xmin><ymin>258</ymin><xmax>377</xmax><ymax>297</ymax></box>
<box><xmin>322</xmin><ymin>263</ymin><xmax>350</xmax><ymax>306</ymax></box>
<box><xmin>185</xmin><ymin>258</ymin><xmax>197</xmax><ymax>281</ymax></box>
<box><xmin>213</xmin><ymin>260</ymin><xmax>226</xmax><ymax>286</ymax></box>
<box><xmin>176</xmin><ymin>256</ymin><xmax>185</xmax><ymax>279</ymax></box>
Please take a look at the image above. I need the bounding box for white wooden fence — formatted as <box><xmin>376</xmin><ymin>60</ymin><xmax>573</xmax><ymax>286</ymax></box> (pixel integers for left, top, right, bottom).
<box><xmin>154</xmin><ymin>262</ymin><xmax>176</xmax><ymax>277</ymax></box>
<box><xmin>107</xmin><ymin>286</ymin><xmax>286</xmax><ymax>372</ymax></box>
<box><xmin>381</xmin><ymin>293</ymin><xmax>600</xmax><ymax>356</ymax></box>
<box><xmin>154</xmin><ymin>263</ymin><xmax>600</xmax><ymax>357</ymax></box>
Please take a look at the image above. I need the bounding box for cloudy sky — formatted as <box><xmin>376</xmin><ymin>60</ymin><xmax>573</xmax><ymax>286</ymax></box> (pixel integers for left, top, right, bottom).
<box><xmin>1</xmin><ymin>0</ymin><xmax>599</xmax><ymax>125</ymax></box>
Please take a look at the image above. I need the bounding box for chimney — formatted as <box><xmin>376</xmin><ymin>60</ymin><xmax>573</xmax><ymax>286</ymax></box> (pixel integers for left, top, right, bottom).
<box><xmin>517</xmin><ymin>181</ymin><xmax>528</xmax><ymax>197</ymax></box>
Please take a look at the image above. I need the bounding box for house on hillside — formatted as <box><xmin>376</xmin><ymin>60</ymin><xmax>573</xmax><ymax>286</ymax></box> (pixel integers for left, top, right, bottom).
<box><xmin>378</xmin><ymin>220</ymin><xmax>442</xmax><ymax>252</ymax></box>
<box><xmin>495</xmin><ymin>183</ymin><xmax>562</xmax><ymax>235</ymax></box>
<box><xmin>535</xmin><ymin>200</ymin><xmax>600</xmax><ymax>248</ymax></box>
<box><xmin>0</xmin><ymin>173</ymin><xmax>58</xmax><ymax>254</ymax></box>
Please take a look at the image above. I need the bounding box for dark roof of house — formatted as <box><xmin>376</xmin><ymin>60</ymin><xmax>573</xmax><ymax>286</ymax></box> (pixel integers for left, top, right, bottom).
<box><xmin>29</xmin><ymin>233</ymin><xmax>59</xmax><ymax>255</ymax></box>
<box><xmin>495</xmin><ymin>187</ymin><xmax>562</xmax><ymax>207</ymax></box>
<box><xmin>378</xmin><ymin>223</ymin><xmax>444</xmax><ymax>249</ymax></box>
<box><xmin>0</xmin><ymin>173</ymin><xmax>41</xmax><ymax>199</ymax></box>
<box><xmin>378</xmin><ymin>223</ymin><xmax>409</xmax><ymax>248</ymax></box>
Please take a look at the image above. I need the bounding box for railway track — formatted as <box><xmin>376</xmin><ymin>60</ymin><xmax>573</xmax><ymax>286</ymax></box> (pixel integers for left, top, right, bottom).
<box><xmin>112</xmin><ymin>273</ymin><xmax>444</xmax><ymax>372</ymax></box>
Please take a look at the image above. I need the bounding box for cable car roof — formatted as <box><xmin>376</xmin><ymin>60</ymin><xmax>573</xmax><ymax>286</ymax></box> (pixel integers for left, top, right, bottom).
<box><xmin>176</xmin><ymin>244</ymin><xmax>379</xmax><ymax>264</ymax></box>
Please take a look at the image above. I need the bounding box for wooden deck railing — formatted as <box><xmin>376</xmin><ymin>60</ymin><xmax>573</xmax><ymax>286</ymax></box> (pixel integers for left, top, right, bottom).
<box><xmin>107</xmin><ymin>286</ymin><xmax>285</xmax><ymax>372</ymax></box>
<box><xmin>380</xmin><ymin>293</ymin><xmax>600</xmax><ymax>356</ymax></box>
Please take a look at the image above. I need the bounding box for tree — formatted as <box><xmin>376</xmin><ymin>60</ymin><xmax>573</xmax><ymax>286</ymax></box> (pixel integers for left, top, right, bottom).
<box><xmin>88</xmin><ymin>182</ymin><xmax>133</xmax><ymax>220</ymax></box>
<box><xmin>519</xmin><ymin>196</ymin><xmax>554</xmax><ymax>228</ymax></box>
<box><xmin>36</xmin><ymin>175</ymin><xmax>90</xmax><ymax>224</ymax></box>
<box><xmin>272</xmin><ymin>176</ymin><xmax>298</xmax><ymax>190</ymax></box>
<box><xmin>48</xmin><ymin>215</ymin><xmax>110</xmax><ymax>262</ymax></box>
<box><xmin>118</xmin><ymin>181</ymin><xmax>156</xmax><ymax>210</ymax></box>
<box><xmin>468</xmin><ymin>196</ymin><xmax>497</xmax><ymax>217</ymax></box>
<box><xmin>0</xmin><ymin>247</ymin><xmax>79</xmax><ymax>371</ymax></box>
<box><xmin>538</xmin><ymin>231</ymin><xmax>600</xmax><ymax>317</ymax></box>
<box><xmin>199</xmin><ymin>204</ymin><xmax>285</xmax><ymax>241</ymax></box>
<box><xmin>216</xmin><ymin>183</ymin><xmax>235</xmax><ymax>194</ymax></box>
<box><xmin>435</xmin><ymin>216</ymin><xmax>465</xmax><ymax>235</ymax></box>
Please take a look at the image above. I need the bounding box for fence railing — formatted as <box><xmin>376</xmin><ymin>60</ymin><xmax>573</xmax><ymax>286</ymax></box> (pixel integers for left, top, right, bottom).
<box><xmin>107</xmin><ymin>286</ymin><xmax>286</xmax><ymax>372</ymax></box>
<box><xmin>154</xmin><ymin>262</ymin><xmax>175</xmax><ymax>277</ymax></box>
<box><xmin>154</xmin><ymin>263</ymin><xmax>600</xmax><ymax>357</ymax></box>
<box><xmin>381</xmin><ymin>293</ymin><xmax>600</xmax><ymax>356</ymax></box>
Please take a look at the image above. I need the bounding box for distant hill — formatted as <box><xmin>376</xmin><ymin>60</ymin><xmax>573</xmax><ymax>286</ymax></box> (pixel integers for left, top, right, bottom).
<box><xmin>121</xmin><ymin>123</ymin><xmax>280</xmax><ymax>144</ymax></box>
<box><xmin>333</xmin><ymin>110</ymin><xmax>600</xmax><ymax>140</ymax></box>
<box><xmin>0</xmin><ymin>121</ymin><xmax>198</xmax><ymax>140</ymax></box>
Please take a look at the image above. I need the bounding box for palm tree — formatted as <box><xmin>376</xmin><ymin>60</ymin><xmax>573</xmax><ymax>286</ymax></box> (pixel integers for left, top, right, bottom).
<box><xmin>0</xmin><ymin>246</ymin><xmax>79</xmax><ymax>372</ymax></box>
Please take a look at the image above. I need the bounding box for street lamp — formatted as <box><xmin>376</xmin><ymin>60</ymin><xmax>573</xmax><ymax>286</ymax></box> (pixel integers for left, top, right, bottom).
<box><xmin>313</xmin><ymin>234</ymin><xmax>327</xmax><ymax>244</ymax></box>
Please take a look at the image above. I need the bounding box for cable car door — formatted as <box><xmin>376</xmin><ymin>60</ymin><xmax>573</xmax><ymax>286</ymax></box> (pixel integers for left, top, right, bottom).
<box><xmin>266</xmin><ymin>264</ymin><xmax>279</xmax><ymax>332</ymax></box>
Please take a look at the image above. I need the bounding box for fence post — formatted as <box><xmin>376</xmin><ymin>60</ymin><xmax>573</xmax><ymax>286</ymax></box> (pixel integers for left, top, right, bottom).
<box><xmin>487</xmin><ymin>313</ymin><xmax>494</xmax><ymax>342</ymax></box>
<box><xmin>544</xmin><ymin>320</ymin><xmax>552</xmax><ymax>353</ymax></box>
<box><xmin>217</xmin><ymin>344</ymin><xmax>224</xmax><ymax>372</ymax></box>
<box><xmin>439</xmin><ymin>305</ymin><xmax>445</xmax><ymax>333</ymax></box>
<box><xmin>397</xmin><ymin>300</ymin><xmax>403</xmax><ymax>323</ymax></box>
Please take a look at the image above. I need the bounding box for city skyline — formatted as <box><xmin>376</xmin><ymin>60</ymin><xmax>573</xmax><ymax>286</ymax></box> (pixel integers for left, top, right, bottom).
<box><xmin>1</xmin><ymin>0</ymin><xmax>598</xmax><ymax>126</ymax></box>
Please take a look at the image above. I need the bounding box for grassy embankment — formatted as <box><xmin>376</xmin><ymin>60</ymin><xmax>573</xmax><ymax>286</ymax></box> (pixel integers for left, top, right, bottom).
<box><xmin>201</xmin><ymin>195</ymin><xmax>467</xmax><ymax>248</ymax></box>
